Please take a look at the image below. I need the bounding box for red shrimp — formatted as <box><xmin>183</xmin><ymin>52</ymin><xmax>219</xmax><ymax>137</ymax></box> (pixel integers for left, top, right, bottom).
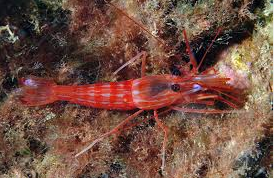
<box><xmin>18</xmin><ymin>29</ymin><xmax>242</xmax><ymax>171</ymax></box>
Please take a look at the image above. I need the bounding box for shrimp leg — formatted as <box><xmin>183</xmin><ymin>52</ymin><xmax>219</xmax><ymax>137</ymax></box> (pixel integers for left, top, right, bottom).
<box><xmin>121</xmin><ymin>107</ymin><xmax>174</xmax><ymax>132</ymax></box>
<box><xmin>171</xmin><ymin>106</ymin><xmax>234</xmax><ymax>114</ymax></box>
<box><xmin>154</xmin><ymin>110</ymin><xmax>168</xmax><ymax>172</ymax></box>
<box><xmin>113</xmin><ymin>51</ymin><xmax>147</xmax><ymax>76</ymax></box>
<box><xmin>141</xmin><ymin>51</ymin><xmax>147</xmax><ymax>77</ymax></box>
<box><xmin>75</xmin><ymin>110</ymin><xmax>144</xmax><ymax>158</ymax></box>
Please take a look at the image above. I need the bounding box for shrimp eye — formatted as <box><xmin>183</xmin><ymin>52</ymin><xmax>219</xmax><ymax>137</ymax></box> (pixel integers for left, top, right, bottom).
<box><xmin>171</xmin><ymin>84</ymin><xmax>180</xmax><ymax>92</ymax></box>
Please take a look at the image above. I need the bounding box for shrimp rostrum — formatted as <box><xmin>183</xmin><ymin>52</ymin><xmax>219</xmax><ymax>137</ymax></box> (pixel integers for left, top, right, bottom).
<box><xmin>18</xmin><ymin>29</ymin><xmax>242</xmax><ymax>171</ymax></box>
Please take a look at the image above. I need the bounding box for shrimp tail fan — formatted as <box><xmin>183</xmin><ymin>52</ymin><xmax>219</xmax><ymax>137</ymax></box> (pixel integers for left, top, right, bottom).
<box><xmin>18</xmin><ymin>76</ymin><xmax>58</xmax><ymax>106</ymax></box>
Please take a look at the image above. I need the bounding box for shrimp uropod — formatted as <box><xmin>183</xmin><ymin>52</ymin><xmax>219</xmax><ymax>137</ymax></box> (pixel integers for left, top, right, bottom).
<box><xmin>18</xmin><ymin>27</ymin><xmax>242</xmax><ymax>172</ymax></box>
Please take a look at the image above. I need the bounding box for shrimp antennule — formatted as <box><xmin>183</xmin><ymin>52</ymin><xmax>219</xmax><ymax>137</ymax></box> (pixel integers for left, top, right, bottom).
<box><xmin>183</xmin><ymin>30</ymin><xmax>197</xmax><ymax>71</ymax></box>
<box><xmin>182</xmin><ymin>28</ymin><xmax>222</xmax><ymax>73</ymax></box>
<box><xmin>197</xmin><ymin>28</ymin><xmax>222</xmax><ymax>71</ymax></box>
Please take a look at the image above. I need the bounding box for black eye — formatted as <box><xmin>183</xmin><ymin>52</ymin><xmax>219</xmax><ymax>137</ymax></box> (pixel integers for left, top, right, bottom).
<box><xmin>171</xmin><ymin>84</ymin><xmax>180</xmax><ymax>92</ymax></box>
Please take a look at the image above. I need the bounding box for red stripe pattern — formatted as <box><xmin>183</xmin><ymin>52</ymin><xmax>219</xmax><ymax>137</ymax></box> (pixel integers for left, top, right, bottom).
<box><xmin>55</xmin><ymin>80</ymin><xmax>136</xmax><ymax>110</ymax></box>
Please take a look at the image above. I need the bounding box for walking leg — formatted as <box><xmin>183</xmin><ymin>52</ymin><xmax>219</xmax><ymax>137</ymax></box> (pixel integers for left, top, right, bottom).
<box><xmin>75</xmin><ymin>110</ymin><xmax>143</xmax><ymax>157</ymax></box>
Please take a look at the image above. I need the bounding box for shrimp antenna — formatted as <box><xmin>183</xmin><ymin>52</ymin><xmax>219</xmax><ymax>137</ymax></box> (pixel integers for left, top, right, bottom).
<box><xmin>106</xmin><ymin>1</ymin><xmax>167</xmax><ymax>47</ymax></box>
<box><xmin>182</xmin><ymin>30</ymin><xmax>197</xmax><ymax>71</ymax></box>
<box><xmin>196</xmin><ymin>28</ymin><xmax>222</xmax><ymax>72</ymax></box>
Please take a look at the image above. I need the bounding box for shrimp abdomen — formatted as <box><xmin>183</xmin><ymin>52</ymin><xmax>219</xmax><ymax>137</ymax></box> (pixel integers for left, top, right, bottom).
<box><xmin>19</xmin><ymin>76</ymin><xmax>136</xmax><ymax>110</ymax></box>
<box><xmin>55</xmin><ymin>80</ymin><xmax>136</xmax><ymax>110</ymax></box>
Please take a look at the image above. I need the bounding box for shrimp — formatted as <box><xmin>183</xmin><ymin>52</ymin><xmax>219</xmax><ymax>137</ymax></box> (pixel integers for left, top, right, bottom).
<box><xmin>18</xmin><ymin>29</ymin><xmax>242</xmax><ymax>172</ymax></box>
